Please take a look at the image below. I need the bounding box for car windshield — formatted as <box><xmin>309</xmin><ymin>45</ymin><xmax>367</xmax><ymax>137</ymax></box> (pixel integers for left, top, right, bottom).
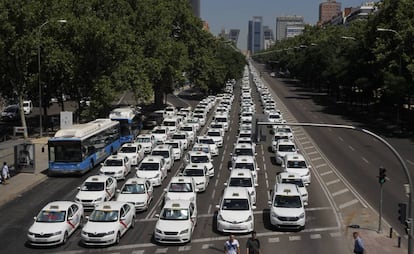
<box><xmin>273</xmin><ymin>195</ymin><xmax>302</xmax><ymax>208</ymax></box>
<box><xmin>192</xmin><ymin>146</ymin><xmax>209</xmax><ymax>153</ymax></box>
<box><xmin>104</xmin><ymin>159</ymin><xmax>123</xmax><ymax>166</ymax></box>
<box><xmin>287</xmin><ymin>161</ymin><xmax>307</xmax><ymax>168</ymax></box>
<box><xmin>121</xmin><ymin>184</ymin><xmax>145</xmax><ymax>194</ymax></box>
<box><xmin>215</xmin><ymin>118</ymin><xmax>226</xmax><ymax>122</ymax></box>
<box><xmin>235</xmin><ymin>148</ymin><xmax>253</xmax><ymax>156</ymax></box>
<box><xmin>119</xmin><ymin>146</ymin><xmax>137</xmax><ymax>153</ymax></box>
<box><xmin>222</xmin><ymin>199</ymin><xmax>249</xmax><ymax>210</ymax></box>
<box><xmin>139</xmin><ymin>163</ymin><xmax>159</xmax><ymax>171</ymax></box>
<box><xmin>275</xmin><ymin>135</ymin><xmax>289</xmax><ymax>140</ymax></box>
<box><xmin>152</xmin><ymin>150</ymin><xmax>169</xmax><ymax>158</ymax></box>
<box><xmin>173</xmin><ymin>135</ymin><xmax>186</xmax><ymax>139</ymax></box>
<box><xmin>168</xmin><ymin>182</ymin><xmax>193</xmax><ymax>192</ymax></box>
<box><xmin>229</xmin><ymin>178</ymin><xmax>252</xmax><ymax>187</ymax></box>
<box><xmin>165</xmin><ymin>142</ymin><xmax>179</xmax><ymax>148</ymax></box>
<box><xmin>239</xmin><ymin>133</ymin><xmax>251</xmax><ymax>138</ymax></box>
<box><xmin>234</xmin><ymin>163</ymin><xmax>254</xmax><ymax>171</ymax></box>
<box><xmin>163</xmin><ymin>121</ymin><xmax>176</xmax><ymax>126</ymax></box>
<box><xmin>153</xmin><ymin>129</ymin><xmax>166</xmax><ymax>134</ymax></box>
<box><xmin>278</xmin><ymin>145</ymin><xmax>296</xmax><ymax>152</ymax></box>
<box><xmin>137</xmin><ymin>138</ymin><xmax>150</xmax><ymax>143</ymax></box>
<box><xmin>281</xmin><ymin>179</ymin><xmax>305</xmax><ymax>187</ymax></box>
<box><xmin>191</xmin><ymin>155</ymin><xmax>209</xmax><ymax>163</ymax></box>
<box><xmin>36</xmin><ymin>210</ymin><xmax>66</xmax><ymax>223</ymax></box>
<box><xmin>161</xmin><ymin>208</ymin><xmax>189</xmax><ymax>220</ymax></box>
<box><xmin>182</xmin><ymin>127</ymin><xmax>193</xmax><ymax>132</ymax></box>
<box><xmin>183</xmin><ymin>169</ymin><xmax>204</xmax><ymax>176</ymax></box>
<box><xmin>207</xmin><ymin>131</ymin><xmax>220</xmax><ymax>137</ymax></box>
<box><xmin>199</xmin><ymin>139</ymin><xmax>214</xmax><ymax>144</ymax></box>
<box><xmin>4</xmin><ymin>106</ymin><xmax>18</xmax><ymax>112</ymax></box>
<box><xmin>269</xmin><ymin>114</ymin><xmax>281</xmax><ymax>119</ymax></box>
<box><xmin>89</xmin><ymin>210</ymin><xmax>119</xmax><ymax>222</ymax></box>
<box><xmin>277</xmin><ymin>128</ymin><xmax>291</xmax><ymax>133</ymax></box>
<box><xmin>81</xmin><ymin>182</ymin><xmax>104</xmax><ymax>191</ymax></box>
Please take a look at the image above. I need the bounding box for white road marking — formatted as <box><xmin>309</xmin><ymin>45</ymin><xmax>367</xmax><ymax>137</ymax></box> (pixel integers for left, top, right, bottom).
<box><xmin>202</xmin><ymin>243</ymin><xmax>214</xmax><ymax>249</ymax></box>
<box><xmin>155</xmin><ymin>248</ymin><xmax>168</xmax><ymax>253</ymax></box>
<box><xmin>315</xmin><ymin>163</ymin><xmax>328</xmax><ymax>169</ymax></box>
<box><xmin>289</xmin><ymin>236</ymin><xmax>301</xmax><ymax>241</ymax></box>
<box><xmin>361</xmin><ymin>157</ymin><xmax>369</xmax><ymax>164</ymax></box>
<box><xmin>330</xmin><ymin>232</ymin><xmax>342</xmax><ymax>237</ymax></box>
<box><xmin>208</xmin><ymin>204</ymin><xmax>212</xmax><ymax>214</ymax></box>
<box><xmin>311</xmin><ymin>156</ymin><xmax>323</xmax><ymax>162</ymax></box>
<box><xmin>178</xmin><ymin>246</ymin><xmax>191</xmax><ymax>251</ymax></box>
<box><xmin>407</xmin><ymin>160</ymin><xmax>414</xmax><ymax>166</ymax></box>
<box><xmin>131</xmin><ymin>251</ymin><xmax>145</xmax><ymax>254</ymax></box>
<box><xmin>310</xmin><ymin>234</ymin><xmax>322</xmax><ymax>239</ymax></box>
<box><xmin>303</xmin><ymin>146</ymin><xmax>314</xmax><ymax>150</ymax></box>
<box><xmin>305</xmin><ymin>207</ymin><xmax>333</xmax><ymax>211</ymax></box>
<box><xmin>326</xmin><ymin>179</ymin><xmax>341</xmax><ymax>186</ymax></box>
<box><xmin>338</xmin><ymin>136</ymin><xmax>344</xmax><ymax>142</ymax></box>
<box><xmin>348</xmin><ymin>145</ymin><xmax>355</xmax><ymax>151</ymax></box>
<box><xmin>268</xmin><ymin>237</ymin><xmax>280</xmax><ymax>243</ymax></box>
<box><xmin>301</xmin><ymin>140</ymin><xmax>311</xmax><ymax>145</ymax></box>
<box><xmin>339</xmin><ymin>199</ymin><xmax>359</xmax><ymax>209</ymax></box>
<box><xmin>332</xmin><ymin>188</ymin><xmax>349</xmax><ymax>197</ymax></box>
<box><xmin>307</xmin><ymin>151</ymin><xmax>318</xmax><ymax>155</ymax></box>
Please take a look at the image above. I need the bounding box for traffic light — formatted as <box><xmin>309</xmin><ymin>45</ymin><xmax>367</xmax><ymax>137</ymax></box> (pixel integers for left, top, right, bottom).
<box><xmin>398</xmin><ymin>202</ymin><xmax>407</xmax><ymax>224</ymax></box>
<box><xmin>379</xmin><ymin>167</ymin><xmax>386</xmax><ymax>184</ymax></box>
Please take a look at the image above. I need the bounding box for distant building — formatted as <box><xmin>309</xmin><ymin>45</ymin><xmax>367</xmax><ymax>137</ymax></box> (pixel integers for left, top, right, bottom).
<box><xmin>263</xmin><ymin>26</ymin><xmax>274</xmax><ymax>49</ymax></box>
<box><xmin>228</xmin><ymin>29</ymin><xmax>240</xmax><ymax>45</ymax></box>
<box><xmin>218</xmin><ymin>28</ymin><xmax>228</xmax><ymax>40</ymax></box>
<box><xmin>344</xmin><ymin>2</ymin><xmax>378</xmax><ymax>24</ymax></box>
<box><xmin>319</xmin><ymin>0</ymin><xmax>341</xmax><ymax>25</ymax></box>
<box><xmin>276</xmin><ymin>16</ymin><xmax>304</xmax><ymax>41</ymax></box>
<box><xmin>189</xmin><ymin>0</ymin><xmax>200</xmax><ymax>18</ymax></box>
<box><xmin>247</xmin><ymin>16</ymin><xmax>264</xmax><ymax>54</ymax></box>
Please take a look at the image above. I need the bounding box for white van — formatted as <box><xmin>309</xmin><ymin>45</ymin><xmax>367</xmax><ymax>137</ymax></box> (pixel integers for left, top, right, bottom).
<box><xmin>23</xmin><ymin>100</ymin><xmax>33</xmax><ymax>115</ymax></box>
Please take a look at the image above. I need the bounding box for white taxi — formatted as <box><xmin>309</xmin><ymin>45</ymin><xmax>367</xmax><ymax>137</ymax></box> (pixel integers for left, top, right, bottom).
<box><xmin>100</xmin><ymin>154</ymin><xmax>131</xmax><ymax>180</ymax></box>
<box><xmin>171</xmin><ymin>131</ymin><xmax>190</xmax><ymax>150</ymax></box>
<box><xmin>185</xmin><ymin>151</ymin><xmax>214</xmax><ymax>177</ymax></box>
<box><xmin>216</xmin><ymin>187</ymin><xmax>255</xmax><ymax>233</ymax></box>
<box><xmin>116</xmin><ymin>178</ymin><xmax>153</xmax><ymax>211</ymax></box>
<box><xmin>196</xmin><ymin>136</ymin><xmax>219</xmax><ymax>156</ymax></box>
<box><xmin>275</xmin><ymin>139</ymin><xmax>298</xmax><ymax>164</ymax></box>
<box><xmin>151</xmin><ymin>126</ymin><xmax>171</xmax><ymax>144</ymax></box>
<box><xmin>268</xmin><ymin>183</ymin><xmax>305</xmax><ymax>230</ymax></box>
<box><xmin>117</xmin><ymin>143</ymin><xmax>145</xmax><ymax>167</ymax></box>
<box><xmin>205</xmin><ymin>128</ymin><xmax>224</xmax><ymax>147</ymax></box>
<box><xmin>151</xmin><ymin>144</ymin><xmax>174</xmax><ymax>172</ymax></box>
<box><xmin>164</xmin><ymin>176</ymin><xmax>197</xmax><ymax>203</ymax></box>
<box><xmin>276</xmin><ymin>172</ymin><xmax>308</xmax><ymax>205</ymax></box>
<box><xmin>225</xmin><ymin>169</ymin><xmax>257</xmax><ymax>205</ymax></box>
<box><xmin>135</xmin><ymin>134</ymin><xmax>156</xmax><ymax>154</ymax></box>
<box><xmin>81</xmin><ymin>201</ymin><xmax>135</xmax><ymax>246</ymax></box>
<box><xmin>27</xmin><ymin>201</ymin><xmax>84</xmax><ymax>246</ymax></box>
<box><xmin>75</xmin><ymin>175</ymin><xmax>117</xmax><ymax>210</ymax></box>
<box><xmin>136</xmin><ymin>155</ymin><xmax>167</xmax><ymax>187</ymax></box>
<box><xmin>154</xmin><ymin>200</ymin><xmax>197</xmax><ymax>244</ymax></box>
<box><xmin>164</xmin><ymin>139</ymin><xmax>184</xmax><ymax>161</ymax></box>
<box><xmin>281</xmin><ymin>154</ymin><xmax>311</xmax><ymax>184</ymax></box>
<box><xmin>230</xmin><ymin>156</ymin><xmax>260</xmax><ymax>185</ymax></box>
<box><xmin>181</xmin><ymin>164</ymin><xmax>210</xmax><ymax>192</ymax></box>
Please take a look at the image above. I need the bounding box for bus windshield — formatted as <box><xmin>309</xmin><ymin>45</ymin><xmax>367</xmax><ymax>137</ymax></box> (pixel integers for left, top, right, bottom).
<box><xmin>48</xmin><ymin>141</ymin><xmax>82</xmax><ymax>162</ymax></box>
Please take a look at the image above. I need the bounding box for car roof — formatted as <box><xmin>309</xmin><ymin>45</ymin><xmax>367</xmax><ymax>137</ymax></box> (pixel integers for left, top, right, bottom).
<box><xmin>142</xmin><ymin>155</ymin><xmax>163</xmax><ymax>163</ymax></box>
<box><xmin>187</xmin><ymin>151</ymin><xmax>208</xmax><ymax>156</ymax></box>
<box><xmin>163</xmin><ymin>199</ymin><xmax>193</xmax><ymax>209</ymax></box>
<box><xmin>285</xmin><ymin>154</ymin><xmax>305</xmax><ymax>160</ymax></box>
<box><xmin>170</xmin><ymin>176</ymin><xmax>194</xmax><ymax>184</ymax></box>
<box><xmin>41</xmin><ymin>201</ymin><xmax>76</xmax><ymax>211</ymax></box>
<box><xmin>121</xmin><ymin>143</ymin><xmax>140</xmax><ymax>148</ymax></box>
<box><xmin>85</xmin><ymin>174</ymin><xmax>112</xmax><ymax>182</ymax></box>
<box><xmin>277</xmin><ymin>139</ymin><xmax>295</xmax><ymax>145</ymax></box>
<box><xmin>95</xmin><ymin>201</ymin><xmax>128</xmax><ymax>210</ymax></box>
<box><xmin>106</xmin><ymin>154</ymin><xmax>126</xmax><ymax>160</ymax></box>
<box><xmin>124</xmin><ymin>177</ymin><xmax>147</xmax><ymax>185</ymax></box>
<box><xmin>153</xmin><ymin>144</ymin><xmax>172</xmax><ymax>150</ymax></box>
<box><xmin>234</xmin><ymin>143</ymin><xmax>253</xmax><ymax>149</ymax></box>
<box><xmin>234</xmin><ymin>155</ymin><xmax>255</xmax><ymax>162</ymax></box>
<box><xmin>222</xmin><ymin>187</ymin><xmax>250</xmax><ymax>199</ymax></box>
<box><xmin>277</xmin><ymin>171</ymin><xmax>302</xmax><ymax>179</ymax></box>
<box><xmin>274</xmin><ymin>183</ymin><xmax>300</xmax><ymax>196</ymax></box>
<box><xmin>229</xmin><ymin>168</ymin><xmax>253</xmax><ymax>178</ymax></box>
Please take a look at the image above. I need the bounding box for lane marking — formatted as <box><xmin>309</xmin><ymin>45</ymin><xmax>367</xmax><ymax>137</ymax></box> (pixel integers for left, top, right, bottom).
<box><xmin>303</xmin><ymin>146</ymin><xmax>314</xmax><ymax>150</ymax></box>
<box><xmin>301</xmin><ymin>141</ymin><xmax>311</xmax><ymax>145</ymax></box>
<box><xmin>407</xmin><ymin>160</ymin><xmax>414</xmax><ymax>166</ymax></box>
<box><xmin>155</xmin><ymin>248</ymin><xmax>168</xmax><ymax>253</ymax></box>
<box><xmin>326</xmin><ymin>179</ymin><xmax>341</xmax><ymax>186</ymax></box>
<box><xmin>268</xmin><ymin>237</ymin><xmax>280</xmax><ymax>243</ymax></box>
<box><xmin>289</xmin><ymin>236</ymin><xmax>301</xmax><ymax>241</ymax></box>
<box><xmin>311</xmin><ymin>156</ymin><xmax>323</xmax><ymax>162</ymax></box>
<box><xmin>178</xmin><ymin>246</ymin><xmax>191</xmax><ymax>251</ymax></box>
<box><xmin>338</xmin><ymin>137</ymin><xmax>344</xmax><ymax>142</ymax></box>
<box><xmin>202</xmin><ymin>244</ymin><xmax>214</xmax><ymax>249</ymax></box>
<box><xmin>208</xmin><ymin>204</ymin><xmax>212</xmax><ymax>214</ymax></box>
<box><xmin>332</xmin><ymin>188</ymin><xmax>349</xmax><ymax>197</ymax></box>
<box><xmin>310</xmin><ymin>234</ymin><xmax>322</xmax><ymax>239</ymax></box>
<box><xmin>339</xmin><ymin>199</ymin><xmax>359</xmax><ymax>209</ymax></box>
<box><xmin>315</xmin><ymin>163</ymin><xmax>327</xmax><ymax>169</ymax></box>
<box><xmin>348</xmin><ymin>145</ymin><xmax>355</xmax><ymax>151</ymax></box>
<box><xmin>307</xmin><ymin>151</ymin><xmax>318</xmax><ymax>155</ymax></box>
<box><xmin>330</xmin><ymin>232</ymin><xmax>342</xmax><ymax>237</ymax></box>
<box><xmin>361</xmin><ymin>157</ymin><xmax>369</xmax><ymax>164</ymax></box>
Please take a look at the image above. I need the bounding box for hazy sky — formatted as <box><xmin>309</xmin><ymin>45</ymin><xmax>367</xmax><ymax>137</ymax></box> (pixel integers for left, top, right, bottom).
<box><xmin>200</xmin><ymin>0</ymin><xmax>376</xmax><ymax>50</ymax></box>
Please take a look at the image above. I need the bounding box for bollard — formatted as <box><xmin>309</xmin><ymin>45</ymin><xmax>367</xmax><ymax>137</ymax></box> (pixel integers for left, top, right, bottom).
<box><xmin>390</xmin><ymin>227</ymin><xmax>393</xmax><ymax>238</ymax></box>
<box><xmin>398</xmin><ymin>236</ymin><xmax>402</xmax><ymax>248</ymax></box>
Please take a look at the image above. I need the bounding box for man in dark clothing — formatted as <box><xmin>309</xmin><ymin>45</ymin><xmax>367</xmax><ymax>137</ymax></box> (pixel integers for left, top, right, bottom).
<box><xmin>246</xmin><ymin>230</ymin><xmax>260</xmax><ymax>254</ymax></box>
<box><xmin>353</xmin><ymin>231</ymin><xmax>364</xmax><ymax>254</ymax></box>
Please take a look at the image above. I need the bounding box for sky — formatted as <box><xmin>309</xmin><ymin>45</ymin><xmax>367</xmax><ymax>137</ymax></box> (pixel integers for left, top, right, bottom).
<box><xmin>200</xmin><ymin>0</ymin><xmax>373</xmax><ymax>50</ymax></box>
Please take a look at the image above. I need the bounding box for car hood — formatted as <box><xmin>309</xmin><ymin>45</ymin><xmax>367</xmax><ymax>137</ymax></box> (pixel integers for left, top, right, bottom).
<box><xmin>156</xmin><ymin>219</ymin><xmax>191</xmax><ymax>232</ymax></box>
<box><xmin>116</xmin><ymin>193</ymin><xmax>147</xmax><ymax>203</ymax></box>
<box><xmin>29</xmin><ymin>222</ymin><xmax>66</xmax><ymax>234</ymax></box>
<box><xmin>286</xmin><ymin>168</ymin><xmax>309</xmax><ymax>178</ymax></box>
<box><xmin>83</xmin><ymin>221</ymin><xmax>119</xmax><ymax>233</ymax></box>
<box><xmin>117</xmin><ymin>152</ymin><xmax>136</xmax><ymax>159</ymax></box>
<box><xmin>165</xmin><ymin>192</ymin><xmax>195</xmax><ymax>201</ymax></box>
<box><xmin>219</xmin><ymin>210</ymin><xmax>251</xmax><ymax>222</ymax></box>
<box><xmin>76</xmin><ymin>191</ymin><xmax>106</xmax><ymax>200</ymax></box>
<box><xmin>271</xmin><ymin>207</ymin><xmax>304</xmax><ymax>217</ymax></box>
<box><xmin>192</xmin><ymin>176</ymin><xmax>206</xmax><ymax>184</ymax></box>
<box><xmin>100</xmin><ymin>166</ymin><xmax>124</xmax><ymax>173</ymax></box>
<box><xmin>136</xmin><ymin>170</ymin><xmax>159</xmax><ymax>178</ymax></box>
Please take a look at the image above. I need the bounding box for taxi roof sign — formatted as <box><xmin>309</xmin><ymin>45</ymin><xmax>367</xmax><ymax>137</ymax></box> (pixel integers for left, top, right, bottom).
<box><xmin>172</xmin><ymin>203</ymin><xmax>181</xmax><ymax>208</ymax></box>
<box><xmin>49</xmin><ymin>205</ymin><xmax>59</xmax><ymax>209</ymax></box>
<box><xmin>103</xmin><ymin>205</ymin><xmax>112</xmax><ymax>209</ymax></box>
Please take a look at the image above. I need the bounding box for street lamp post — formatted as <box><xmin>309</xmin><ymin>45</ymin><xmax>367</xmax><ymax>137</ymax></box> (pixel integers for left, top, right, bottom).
<box><xmin>37</xmin><ymin>19</ymin><xmax>67</xmax><ymax>137</ymax></box>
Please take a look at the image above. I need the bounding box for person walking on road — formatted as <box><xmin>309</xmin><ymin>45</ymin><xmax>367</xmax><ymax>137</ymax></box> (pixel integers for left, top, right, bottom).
<box><xmin>224</xmin><ymin>234</ymin><xmax>240</xmax><ymax>254</ymax></box>
<box><xmin>353</xmin><ymin>231</ymin><xmax>364</xmax><ymax>254</ymax></box>
<box><xmin>246</xmin><ymin>230</ymin><xmax>260</xmax><ymax>254</ymax></box>
<box><xmin>2</xmin><ymin>161</ymin><xmax>10</xmax><ymax>185</ymax></box>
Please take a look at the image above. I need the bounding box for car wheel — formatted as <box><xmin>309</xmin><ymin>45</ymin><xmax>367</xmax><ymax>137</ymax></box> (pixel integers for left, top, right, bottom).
<box><xmin>115</xmin><ymin>232</ymin><xmax>121</xmax><ymax>245</ymax></box>
<box><xmin>62</xmin><ymin>231</ymin><xmax>68</xmax><ymax>245</ymax></box>
<box><xmin>131</xmin><ymin>217</ymin><xmax>136</xmax><ymax>229</ymax></box>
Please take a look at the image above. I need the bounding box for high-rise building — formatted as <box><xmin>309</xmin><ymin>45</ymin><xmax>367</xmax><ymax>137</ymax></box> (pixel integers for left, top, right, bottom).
<box><xmin>228</xmin><ymin>29</ymin><xmax>240</xmax><ymax>45</ymax></box>
<box><xmin>263</xmin><ymin>26</ymin><xmax>274</xmax><ymax>49</ymax></box>
<box><xmin>189</xmin><ymin>0</ymin><xmax>200</xmax><ymax>18</ymax></box>
<box><xmin>247</xmin><ymin>16</ymin><xmax>264</xmax><ymax>54</ymax></box>
<box><xmin>276</xmin><ymin>16</ymin><xmax>304</xmax><ymax>41</ymax></box>
<box><xmin>319</xmin><ymin>0</ymin><xmax>341</xmax><ymax>25</ymax></box>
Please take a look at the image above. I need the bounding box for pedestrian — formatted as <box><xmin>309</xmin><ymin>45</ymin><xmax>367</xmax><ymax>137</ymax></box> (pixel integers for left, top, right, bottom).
<box><xmin>353</xmin><ymin>231</ymin><xmax>364</xmax><ymax>254</ymax></box>
<box><xmin>2</xmin><ymin>161</ymin><xmax>10</xmax><ymax>185</ymax></box>
<box><xmin>224</xmin><ymin>234</ymin><xmax>240</xmax><ymax>254</ymax></box>
<box><xmin>246</xmin><ymin>230</ymin><xmax>260</xmax><ymax>254</ymax></box>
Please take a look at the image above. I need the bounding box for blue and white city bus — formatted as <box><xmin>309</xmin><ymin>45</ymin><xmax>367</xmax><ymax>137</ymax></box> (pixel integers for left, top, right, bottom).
<box><xmin>109</xmin><ymin>107</ymin><xmax>141</xmax><ymax>144</ymax></box>
<box><xmin>48</xmin><ymin>119</ymin><xmax>121</xmax><ymax>175</ymax></box>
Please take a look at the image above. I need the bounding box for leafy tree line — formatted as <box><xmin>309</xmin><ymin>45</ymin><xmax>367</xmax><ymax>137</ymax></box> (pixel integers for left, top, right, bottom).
<box><xmin>254</xmin><ymin>0</ymin><xmax>413</xmax><ymax>131</ymax></box>
<box><xmin>0</xmin><ymin>0</ymin><xmax>246</xmax><ymax>136</ymax></box>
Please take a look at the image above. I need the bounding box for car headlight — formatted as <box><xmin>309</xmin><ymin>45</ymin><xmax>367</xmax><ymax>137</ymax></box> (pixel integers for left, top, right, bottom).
<box><xmin>180</xmin><ymin>229</ymin><xmax>189</xmax><ymax>234</ymax></box>
<box><xmin>245</xmin><ymin>215</ymin><xmax>252</xmax><ymax>222</ymax></box>
<box><xmin>189</xmin><ymin>196</ymin><xmax>195</xmax><ymax>202</ymax></box>
<box><xmin>155</xmin><ymin>228</ymin><xmax>162</xmax><ymax>234</ymax></box>
<box><xmin>217</xmin><ymin>214</ymin><xmax>223</xmax><ymax>221</ymax></box>
<box><xmin>154</xmin><ymin>173</ymin><xmax>160</xmax><ymax>178</ymax></box>
<box><xmin>250</xmin><ymin>191</ymin><xmax>255</xmax><ymax>196</ymax></box>
<box><xmin>271</xmin><ymin>211</ymin><xmax>278</xmax><ymax>217</ymax></box>
<box><xmin>299</xmin><ymin>212</ymin><xmax>305</xmax><ymax>219</ymax></box>
<box><xmin>165</xmin><ymin>196</ymin><xmax>171</xmax><ymax>201</ymax></box>
<box><xmin>81</xmin><ymin>230</ymin><xmax>88</xmax><ymax>235</ymax></box>
<box><xmin>52</xmin><ymin>231</ymin><xmax>62</xmax><ymax>236</ymax></box>
<box><xmin>196</xmin><ymin>182</ymin><xmax>204</xmax><ymax>186</ymax></box>
<box><xmin>27</xmin><ymin>231</ymin><xmax>34</xmax><ymax>236</ymax></box>
<box><xmin>94</xmin><ymin>197</ymin><xmax>103</xmax><ymax>202</ymax></box>
<box><xmin>105</xmin><ymin>230</ymin><xmax>115</xmax><ymax>236</ymax></box>
<box><xmin>74</xmin><ymin>197</ymin><xmax>81</xmax><ymax>202</ymax></box>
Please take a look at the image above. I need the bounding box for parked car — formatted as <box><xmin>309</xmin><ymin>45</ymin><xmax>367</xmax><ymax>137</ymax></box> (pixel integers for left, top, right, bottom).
<box><xmin>1</xmin><ymin>104</ymin><xmax>19</xmax><ymax>121</ymax></box>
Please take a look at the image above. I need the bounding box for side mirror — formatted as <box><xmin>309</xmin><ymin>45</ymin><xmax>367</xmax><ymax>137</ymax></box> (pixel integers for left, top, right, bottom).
<box><xmin>252</xmin><ymin>205</ymin><xmax>257</xmax><ymax>210</ymax></box>
<box><xmin>67</xmin><ymin>216</ymin><xmax>73</xmax><ymax>221</ymax></box>
<box><xmin>85</xmin><ymin>216</ymin><xmax>89</xmax><ymax>221</ymax></box>
<box><xmin>116</xmin><ymin>189</ymin><xmax>121</xmax><ymax>193</ymax></box>
<box><xmin>100</xmin><ymin>163</ymin><xmax>104</xmax><ymax>166</ymax></box>
<box><xmin>120</xmin><ymin>216</ymin><xmax>126</xmax><ymax>221</ymax></box>
<box><xmin>33</xmin><ymin>216</ymin><xmax>37</xmax><ymax>220</ymax></box>
<box><xmin>229</xmin><ymin>167</ymin><xmax>232</xmax><ymax>170</ymax></box>
<box><xmin>163</xmin><ymin>188</ymin><xmax>167</xmax><ymax>192</ymax></box>
<box><xmin>256</xmin><ymin>168</ymin><xmax>260</xmax><ymax>171</ymax></box>
<box><xmin>178</xmin><ymin>173</ymin><xmax>183</xmax><ymax>176</ymax></box>
<box><xmin>254</xmin><ymin>184</ymin><xmax>259</xmax><ymax>187</ymax></box>
<box><xmin>215</xmin><ymin>205</ymin><xmax>220</xmax><ymax>209</ymax></box>
<box><xmin>255</xmin><ymin>153</ymin><xmax>258</xmax><ymax>156</ymax></box>
<box><xmin>224</xmin><ymin>183</ymin><xmax>227</xmax><ymax>186</ymax></box>
<box><xmin>77</xmin><ymin>186</ymin><xmax>81</xmax><ymax>190</ymax></box>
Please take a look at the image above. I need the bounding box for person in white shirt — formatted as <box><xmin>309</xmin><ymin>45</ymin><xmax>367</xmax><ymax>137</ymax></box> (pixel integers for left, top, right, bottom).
<box><xmin>2</xmin><ymin>161</ymin><xmax>10</xmax><ymax>185</ymax></box>
<box><xmin>224</xmin><ymin>234</ymin><xmax>240</xmax><ymax>254</ymax></box>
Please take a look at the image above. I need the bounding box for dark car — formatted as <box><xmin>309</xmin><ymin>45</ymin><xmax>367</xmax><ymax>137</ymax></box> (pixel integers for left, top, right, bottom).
<box><xmin>1</xmin><ymin>105</ymin><xmax>20</xmax><ymax>122</ymax></box>
<box><xmin>143</xmin><ymin>112</ymin><xmax>164</xmax><ymax>130</ymax></box>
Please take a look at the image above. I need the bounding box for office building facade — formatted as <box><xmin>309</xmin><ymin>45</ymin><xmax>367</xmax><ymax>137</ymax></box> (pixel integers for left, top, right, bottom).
<box><xmin>276</xmin><ymin>16</ymin><xmax>304</xmax><ymax>41</ymax></box>
<box><xmin>319</xmin><ymin>0</ymin><xmax>341</xmax><ymax>25</ymax></box>
<box><xmin>247</xmin><ymin>16</ymin><xmax>264</xmax><ymax>54</ymax></box>
<box><xmin>189</xmin><ymin>0</ymin><xmax>200</xmax><ymax>18</ymax></box>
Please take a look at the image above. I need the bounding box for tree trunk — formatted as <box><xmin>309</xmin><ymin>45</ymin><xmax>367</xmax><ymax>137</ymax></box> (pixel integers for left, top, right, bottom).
<box><xmin>18</xmin><ymin>95</ymin><xmax>28</xmax><ymax>139</ymax></box>
<box><xmin>153</xmin><ymin>83</ymin><xmax>165</xmax><ymax>109</ymax></box>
